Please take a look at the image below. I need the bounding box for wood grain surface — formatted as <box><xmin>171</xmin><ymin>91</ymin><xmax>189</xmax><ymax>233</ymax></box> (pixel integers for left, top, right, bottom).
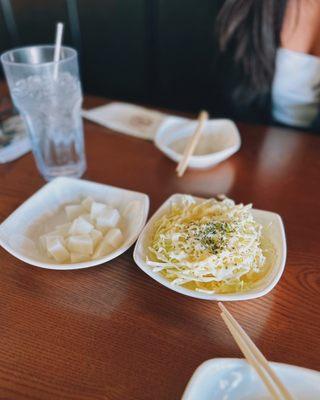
<box><xmin>0</xmin><ymin>94</ymin><xmax>319</xmax><ymax>400</ymax></box>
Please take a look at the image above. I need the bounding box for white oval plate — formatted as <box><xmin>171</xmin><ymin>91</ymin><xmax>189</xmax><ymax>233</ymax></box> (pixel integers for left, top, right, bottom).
<box><xmin>182</xmin><ymin>358</ymin><xmax>320</xmax><ymax>400</ymax></box>
<box><xmin>0</xmin><ymin>177</ymin><xmax>149</xmax><ymax>270</ymax></box>
<box><xmin>154</xmin><ymin>117</ymin><xmax>241</xmax><ymax>169</ymax></box>
<box><xmin>133</xmin><ymin>194</ymin><xmax>286</xmax><ymax>301</ymax></box>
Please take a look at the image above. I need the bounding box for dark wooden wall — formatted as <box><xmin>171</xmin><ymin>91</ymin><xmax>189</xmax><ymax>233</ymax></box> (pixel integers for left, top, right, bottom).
<box><xmin>0</xmin><ymin>0</ymin><xmax>222</xmax><ymax>113</ymax></box>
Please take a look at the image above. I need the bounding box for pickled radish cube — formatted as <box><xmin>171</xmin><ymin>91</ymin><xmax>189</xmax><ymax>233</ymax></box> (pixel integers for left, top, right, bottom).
<box><xmin>90</xmin><ymin>229</ymin><xmax>103</xmax><ymax>248</ymax></box>
<box><xmin>39</xmin><ymin>234</ymin><xmax>47</xmax><ymax>252</ymax></box>
<box><xmin>105</xmin><ymin>228</ymin><xmax>123</xmax><ymax>248</ymax></box>
<box><xmin>46</xmin><ymin>236</ymin><xmax>70</xmax><ymax>262</ymax></box>
<box><xmin>122</xmin><ymin>201</ymin><xmax>140</xmax><ymax>219</ymax></box>
<box><xmin>67</xmin><ymin>235</ymin><xmax>93</xmax><ymax>255</ymax></box>
<box><xmin>39</xmin><ymin>233</ymin><xmax>51</xmax><ymax>251</ymax></box>
<box><xmin>81</xmin><ymin>213</ymin><xmax>93</xmax><ymax>223</ymax></box>
<box><xmin>81</xmin><ymin>196</ymin><xmax>94</xmax><ymax>211</ymax></box>
<box><xmin>96</xmin><ymin>208</ymin><xmax>120</xmax><ymax>230</ymax></box>
<box><xmin>65</xmin><ymin>204</ymin><xmax>85</xmax><ymax>221</ymax></box>
<box><xmin>39</xmin><ymin>233</ymin><xmax>61</xmax><ymax>253</ymax></box>
<box><xmin>55</xmin><ymin>223</ymin><xmax>72</xmax><ymax>237</ymax></box>
<box><xmin>70</xmin><ymin>252</ymin><xmax>88</xmax><ymax>263</ymax></box>
<box><xmin>90</xmin><ymin>202</ymin><xmax>107</xmax><ymax>219</ymax></box>
<box><xmin>92</xmin><ymin>236</ymin><xmax>113</xmax><ymax>259</ymax></box>
<box><xmin>69</xmin><ymin>216</ymin><xmax>94</xmax><ymax>235</ymax></box>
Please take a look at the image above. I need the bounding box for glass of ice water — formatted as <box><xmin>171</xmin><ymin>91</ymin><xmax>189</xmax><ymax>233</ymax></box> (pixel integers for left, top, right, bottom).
<box><xmin>1</xmin><ymin>45</ymin><xmax>86</xmax><ymax>180</ymax></box>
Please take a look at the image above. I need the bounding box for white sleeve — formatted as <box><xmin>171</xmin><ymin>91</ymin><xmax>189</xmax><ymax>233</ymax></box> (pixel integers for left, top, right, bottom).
<box><xmin>272</xmin><ymin>48</ymin><xmax>320</xmax><ymax>128</ymax></box>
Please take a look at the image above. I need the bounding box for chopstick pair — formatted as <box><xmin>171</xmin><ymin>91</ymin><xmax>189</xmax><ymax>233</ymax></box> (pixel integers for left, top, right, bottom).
<box><xmin>176</xmin><ymin>110</ymin><xmax>209</xmax><ymax>177</ymax></box>
<box><xmin>218</xmin><ymin>303</ymin><xmax>294</xmax><ymax>400</ymax></box>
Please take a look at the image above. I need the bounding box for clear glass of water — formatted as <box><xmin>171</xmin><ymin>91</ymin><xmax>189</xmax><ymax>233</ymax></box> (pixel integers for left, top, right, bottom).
<box><xmin>1</xmin><ymin>45</ymin><xmax>86</xmax><ymax>181</ymax></box>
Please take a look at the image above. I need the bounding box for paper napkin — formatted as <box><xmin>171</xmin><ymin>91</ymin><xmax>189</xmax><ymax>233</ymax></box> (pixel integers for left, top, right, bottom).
<box><xmin>0</xmin><ymin>115</ymin><xmax>30</xmax><ymax>163</ymax></box>
<box><xmin>82</xmin><ymin>102</ymin><xmax>167</xmax><ymax>140</ymax></box>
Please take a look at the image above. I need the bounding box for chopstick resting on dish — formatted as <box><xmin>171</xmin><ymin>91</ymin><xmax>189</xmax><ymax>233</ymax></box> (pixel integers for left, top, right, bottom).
<box><xmin>218</xmin><ymin>302</ymin><xmax>295</xmax><ymax>400</ymax></box>
<box><xmin>176</xmin><ymin>110</ymin><xmax>208</xmax><ymax>177</ymax></box>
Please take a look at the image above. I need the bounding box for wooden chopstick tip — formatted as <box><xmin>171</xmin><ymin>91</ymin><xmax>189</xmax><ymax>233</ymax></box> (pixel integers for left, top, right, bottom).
<box><xmin>199</xmin><ymin>110</ymin><xmax>209</xmax><ymax>120</ymax></box>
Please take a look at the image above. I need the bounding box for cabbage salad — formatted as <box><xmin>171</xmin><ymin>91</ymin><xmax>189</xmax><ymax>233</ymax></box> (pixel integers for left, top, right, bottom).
<box><xmin>147</xmin><ymin>196</ymin><xmax>267</xmax><ymax>294</ymax></box>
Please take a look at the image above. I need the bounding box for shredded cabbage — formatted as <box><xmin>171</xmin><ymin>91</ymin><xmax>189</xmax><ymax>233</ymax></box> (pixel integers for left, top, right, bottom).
<box><xmin>147</xmin><ymin>195</ymin><xmax>267</xmax><ymax>294</ymax></box>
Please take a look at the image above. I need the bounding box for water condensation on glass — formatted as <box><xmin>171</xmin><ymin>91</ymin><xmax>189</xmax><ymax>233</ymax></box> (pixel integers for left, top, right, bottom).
<box><xmin>12</xmin><ymin>72</ymin><xmax>85</xmax><ymax>180</ymax></box>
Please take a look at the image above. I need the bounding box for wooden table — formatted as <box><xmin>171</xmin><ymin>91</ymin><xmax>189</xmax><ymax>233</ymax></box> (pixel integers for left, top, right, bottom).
<box><xmin>0</xmin><ymin>94</ymin><xmax>319</xmax><ymax>400</ymax></box>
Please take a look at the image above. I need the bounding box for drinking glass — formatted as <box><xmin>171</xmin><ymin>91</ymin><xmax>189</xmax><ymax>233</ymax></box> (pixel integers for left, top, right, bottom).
<box><xmin>1</xmin><ymin>45</ymin><xmax>86</xmax><ymax>181</ymax></box>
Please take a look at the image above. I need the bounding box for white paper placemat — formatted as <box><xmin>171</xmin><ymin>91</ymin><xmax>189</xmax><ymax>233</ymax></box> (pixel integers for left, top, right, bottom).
<box><xmin>82</xmin><ymin>102</ymin><xmax>167</xmax><ymax>140</ymax></box>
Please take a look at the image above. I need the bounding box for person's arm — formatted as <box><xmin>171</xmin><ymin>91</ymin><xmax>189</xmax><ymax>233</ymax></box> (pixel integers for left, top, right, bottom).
<box><xmin>281</xmin><ymin>0</ymin><xmax>320</xmax><ymax>57</ymax></box>
<box><xmin>272</xmin><ymin>0</ymin><xmax>320</xmax><ymax>129</ymax></box>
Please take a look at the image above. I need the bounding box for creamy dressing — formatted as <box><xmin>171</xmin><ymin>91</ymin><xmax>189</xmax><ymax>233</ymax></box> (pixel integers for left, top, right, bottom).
<box><xmin>169</xmin><ymin>134</ymin><xmax>228</xmax><ymax>155</ymax></box>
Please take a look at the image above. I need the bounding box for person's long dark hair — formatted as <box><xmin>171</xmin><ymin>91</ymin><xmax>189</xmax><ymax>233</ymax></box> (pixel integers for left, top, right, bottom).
<box><xmin>217</xmin><ymin>0</ymin><xmax>288</xmax><ymax>100</ymax></box>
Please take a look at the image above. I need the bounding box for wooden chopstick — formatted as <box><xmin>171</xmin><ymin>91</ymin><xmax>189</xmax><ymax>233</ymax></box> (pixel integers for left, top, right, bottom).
<box><xmin>218</xmin><ymin>302</ymin><xmax>294</xmax><ymax>400</ymax></box>
<box><xmin>176</xmin><ymin>110</ymin><xmax>208</xmax><ymax>177</ymax></box>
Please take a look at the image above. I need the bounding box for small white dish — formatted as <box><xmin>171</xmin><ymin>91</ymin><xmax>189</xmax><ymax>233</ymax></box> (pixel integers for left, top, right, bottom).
<box><xmin>0</xmin><ymin>177</ymin><xmax>149</xmax><ymax>270</ymax></box>
<box><xmin>154</xmin><ymin>117</ymin><xmax>241</xmax><ymax>169</ymax></box>
<box><xmin>133</xmin><ymin>194</ymin><xmax>286</xmax><ymax>301</ymax></box>
<box><xmin>182</xmin><ymin>358</ymin><xmax>320</xmax><ymax>400</ymax></box>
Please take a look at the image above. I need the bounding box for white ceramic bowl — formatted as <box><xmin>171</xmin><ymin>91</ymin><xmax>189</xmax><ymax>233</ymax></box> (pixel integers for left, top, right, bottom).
<box><xmin>0</xmin><ymin>177</ymin><xmax>149</xmax><ymax>270</ymax></box>
<box><xmin>154</xmin><ymin>117</ymin><xmax>241</xmax><ymax>169</ymax></box>
<box><xmin>182</xmin><ymin>358</ymin><xmax>320</xmax><ymax>400</ymax></box>
<box><xmin>133</xmin><ymin>194</ymin><xmax>286</xmax><ymax>301</ymax></box>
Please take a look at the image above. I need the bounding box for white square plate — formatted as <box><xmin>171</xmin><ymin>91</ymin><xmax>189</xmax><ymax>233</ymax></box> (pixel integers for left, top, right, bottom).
<box><xmin>133</xmin><ymin>194</ymin><xmax>286</xmax><ymax>301</ymax></box>
<box><xmin>0</xmin><ymin>177</ymin><xmax>149</xmax><ymax>270</ymax></box>
<box><xmin>182</xmin><ymin>358</ymin><xmax>320</xmax><ymax>400</ymax></box>
<box><xmin>154</xmin><ymin>117</ymin><xmax>241</xmax><ymax>169</ymax></box>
